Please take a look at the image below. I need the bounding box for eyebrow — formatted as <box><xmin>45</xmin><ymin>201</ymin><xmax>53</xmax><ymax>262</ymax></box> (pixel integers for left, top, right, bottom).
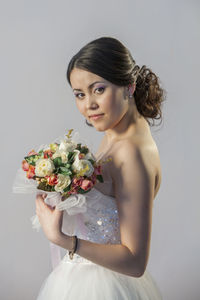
<box><xmin>73</xmin><ymin>81</ymin><xmax>106</xmax><ymax>92</ymax></box>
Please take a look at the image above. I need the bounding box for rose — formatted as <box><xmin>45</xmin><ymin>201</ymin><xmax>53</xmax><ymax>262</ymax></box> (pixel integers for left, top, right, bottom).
<box><xmin>58</xmin><ymin>139</ymin><xmax>77</xmax><ymax>152</ymax></box>
<box><xmin>26</xmin><ymin>165</ymin><xmax>35</xmax><ymax>179</ymax></box>
<box><xmin>54</xmin><ymin>174</ymin><xmax>71</xmax><ymax>193</ymax></box>
<box><xmin>22</xmin><ymin>159</ymin><xmax>29</xmax><ymax>171</ymax></box>
<box><xmin>72</xmin><ymin>150</ymin><xmax>94</xmax><ymax>177</ymax></box>
<box><xmin>72</xmin><ymin>177</ymin><xmax>84</xmax><ymax>188</ymax></box>
<box><xmin>45</xmin><ymin>174</ymin><xmax>58</xmax><ymax>186</ymax></box>
<box><xmin>43</xmin><ymin>149</ymin><xmax>54</xmax><ymax>159</ymax></box>
<box><xmin>35</xmin><ymin>158</ymin><xmax>55</xmax><ymax>177</ymax></box>
<box><xmin>27</xmin><ymin>150</ymin><xmax>38</xmax><ymax>156</ymax></box>
<box><xmin>81</xmin><ymin>179</ymin><xmax>94</xmax><ymax>191</ymax></box>
<box><xmin>52</xmin><ymin>151</ymin><xmax>68</xmax><ymax>163</ymax></box>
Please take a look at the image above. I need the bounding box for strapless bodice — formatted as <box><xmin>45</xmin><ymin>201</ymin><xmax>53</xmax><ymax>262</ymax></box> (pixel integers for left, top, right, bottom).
<box><xmin>61</xmin><ymin>187</ymin><xmax>121</xmax><ymax>246</ymax></box>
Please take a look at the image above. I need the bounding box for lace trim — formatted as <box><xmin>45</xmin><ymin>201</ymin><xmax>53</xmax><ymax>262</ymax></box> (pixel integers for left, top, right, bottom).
<box><xmin>62</xmin><ymin>252</ymin><xmax>93</xmax><ymax>264</ymax></box>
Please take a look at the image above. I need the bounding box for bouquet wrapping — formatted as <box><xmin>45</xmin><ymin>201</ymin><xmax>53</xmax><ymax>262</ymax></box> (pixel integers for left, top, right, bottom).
<box><xmin>12</xmin><ymin>129</ymin><xmax>106</xmax><ymax>232</ymax></box>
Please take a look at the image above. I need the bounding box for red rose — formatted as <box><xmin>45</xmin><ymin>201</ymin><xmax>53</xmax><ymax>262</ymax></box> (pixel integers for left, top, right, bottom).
<box><xmin>26</xmin><ymin>165</ymin><xmax>35</xmax><ymax>179</ymax></box>
<box><xmin>22</xmin><ymin>159</ymin><xmax>29</xmax><ymax>171</ymax></box>
<box><xmin>45</xmin><ymin>174</ymin><xmax>58</xmax><ymax>186</ymax></box>
<box><xmin>44</xmin><ymin>150</ymin><xmax>53</xmax><ymax>158</ymax></box>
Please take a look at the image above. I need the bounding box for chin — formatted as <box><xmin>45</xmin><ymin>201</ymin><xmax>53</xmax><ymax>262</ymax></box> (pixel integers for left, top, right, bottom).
<box><xmin>93</xmin><ymin>123</ymin><xmax>110</xmax><ymax>132</ymax></box>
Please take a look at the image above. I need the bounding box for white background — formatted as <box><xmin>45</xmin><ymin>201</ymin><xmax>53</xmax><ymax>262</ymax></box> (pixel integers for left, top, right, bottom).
<box><xmin>1</xmin><ymin>0</ymin><xmax>200</xmax><ymax>299</ymax></box>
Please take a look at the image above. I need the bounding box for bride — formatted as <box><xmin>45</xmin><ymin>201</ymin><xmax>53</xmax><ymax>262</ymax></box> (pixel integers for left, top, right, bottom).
<box><xmin>35</xmin><ymin>36</ymin><xmax>165</xmax><ymax>299</ymax></box>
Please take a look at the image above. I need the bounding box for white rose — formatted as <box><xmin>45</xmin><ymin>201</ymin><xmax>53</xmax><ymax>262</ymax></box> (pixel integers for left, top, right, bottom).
<box><xmin>52</xmin><ymin>150</ymin><xmax>69</xmax><ymax>163</ymax></box>
<box><xmin>52</xmin><ymin>151</ymin><xmax>60</xmax><ymax>160</ymax></box>
<box><xmin>59</xmin><ymin>139</ymin><xmax>77</xmax><ymax>153</ymax></box>
<box><xmin>72</xmin><ymin>153</ymin><xmax>94</xmax><ymax>177</ymax></box>
<box><xmin>60</xmin><ymin>152</ymin><xmax>68</xmax><ymax>163</ymax></box>
<box><xmin>35</xmin><ymin>158</ymin><xmax>55</xmax><ymax>177</ymax></box>
<box><xmin>81</xmin><ymin>159</ymin><xmax>94</xmax><ymax>176</ymax></box>
<box><xmin>54</xmin><ymin>174</ymin><xmax>71</xmax><ymax>193</ymax></box>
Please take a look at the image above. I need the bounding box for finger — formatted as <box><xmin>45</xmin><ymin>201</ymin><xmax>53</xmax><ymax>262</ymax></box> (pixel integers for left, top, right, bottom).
<box><xmin>54</xmin><ymin>207</ymin><xmax>64</xmax><ymax>216</ymax></box>
<box><xmin>36</xmin><ymin>195</ymin><xmax>49</xmax><ymax>211</ymax></box>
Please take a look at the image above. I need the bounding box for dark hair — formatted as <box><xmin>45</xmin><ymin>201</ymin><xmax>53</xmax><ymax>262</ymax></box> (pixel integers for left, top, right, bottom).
<box><xmin>66</xmin><ymin>36</ymin><xmax>166</xmax><ymax>127</ymax></box>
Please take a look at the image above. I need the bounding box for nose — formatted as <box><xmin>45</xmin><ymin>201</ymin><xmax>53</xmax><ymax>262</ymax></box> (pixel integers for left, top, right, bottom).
<box><xmin>86</xmin><ymin>95</ymin><xmax>99</xmax><ymax>110</ymax></box>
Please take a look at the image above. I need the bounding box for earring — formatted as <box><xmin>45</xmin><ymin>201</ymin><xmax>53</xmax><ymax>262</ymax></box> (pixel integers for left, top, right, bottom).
<box><xmin>128</xmin><ymin>83</ymin><xmax>136</xmax><ymax>98</ymax></box>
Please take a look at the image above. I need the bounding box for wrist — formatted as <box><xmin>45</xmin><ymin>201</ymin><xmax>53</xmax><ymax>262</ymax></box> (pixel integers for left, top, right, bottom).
<box><xmin>51</xmin><ymin>232</ymin><xmax>74</xmax><ymax>251</ymax></box>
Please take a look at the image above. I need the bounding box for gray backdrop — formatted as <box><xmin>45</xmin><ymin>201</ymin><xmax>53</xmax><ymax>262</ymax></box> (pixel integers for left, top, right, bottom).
<box><xmin>1</xmin><ymin>0</ymin><xmax>199</xmax><ymax>299</ymax></box>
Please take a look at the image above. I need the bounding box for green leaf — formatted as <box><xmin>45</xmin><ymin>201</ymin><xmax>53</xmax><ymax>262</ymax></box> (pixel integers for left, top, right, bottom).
<box><xmin>80</xmin><ymin>146</ymin><xmax>89</xmax><ymax>154</ymax></box>
<box><xmin>60</xmin><ymin>166</ymin><xmax>69</xmax><ymax>172</ymax></box>
<box><xmin>59</xmin><ymin>169</ymin><xmax>72</xmax><ymax>176</ymax></box>
<box><xmin>63</xmin><ymin>185</ymin><xmax>71</xmax><ymax>192</ymax></box>
<box><xmin>68</xmin><ymin>152</ymin><xmax>76</xmax><ymax>163</ymax></box>
<box><xmin>53</xmin><ymin>157</ymin><xmax>62</xmax><ymax>167</ymax></box>
<box><xmin>77</xmin><ymin>187</ymin><xmax>91</xmax><ymax>194</ymax></box>
<box><xmin>96</xmin><ymin>174</ymin><xmax>104</xmax><ymax>183</ymax></box>
<box><xmin>88</xmin><ymin>159</ymin><xmax>95</xmax><ymax>165</ymax></box>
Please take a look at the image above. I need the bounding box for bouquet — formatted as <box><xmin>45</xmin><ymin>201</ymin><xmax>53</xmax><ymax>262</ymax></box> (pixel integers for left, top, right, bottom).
<box><xmin>12</xmin><ymin>129</ymin><xmax>109</xmax><ymax>231</ymax></box>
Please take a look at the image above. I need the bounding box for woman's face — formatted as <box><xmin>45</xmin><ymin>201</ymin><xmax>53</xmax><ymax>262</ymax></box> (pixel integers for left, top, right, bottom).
<box><xmin>69</xmin><ymin>68</ymin><xmax>130</xmax><ymax>132</ymax></box>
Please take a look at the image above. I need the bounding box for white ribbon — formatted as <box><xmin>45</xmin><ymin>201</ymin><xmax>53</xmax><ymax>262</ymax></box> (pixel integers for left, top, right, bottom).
<box><xmin>30</xmin><ymin>192</ymin><xmax>87</xmax><ymax>231</ymax></box>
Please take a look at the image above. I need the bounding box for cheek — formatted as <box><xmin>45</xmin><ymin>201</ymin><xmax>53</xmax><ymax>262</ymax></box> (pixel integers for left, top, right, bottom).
<box><xmin>76</xmin><ymin>101</ymin><xmax>86</xmax><ymax>116</ymax></box>
<box><xmin>105</xmin><ymin>95</ymin><xmax>125</xmax><ymax>118</ymax></box>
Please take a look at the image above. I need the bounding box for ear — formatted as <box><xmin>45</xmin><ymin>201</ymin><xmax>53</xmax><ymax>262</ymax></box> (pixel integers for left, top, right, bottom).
<box><xmin>127</xmin><ymin>83</ymin><xmax>136</xmax><ymax>98</ymax></box>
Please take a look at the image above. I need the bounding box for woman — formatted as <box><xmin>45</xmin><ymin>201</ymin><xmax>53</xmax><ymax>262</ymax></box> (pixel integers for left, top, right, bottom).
<box><xmin>35</xmin><ymin>36</ymin><xmax>165</xmax><ymax>299</ymax></box>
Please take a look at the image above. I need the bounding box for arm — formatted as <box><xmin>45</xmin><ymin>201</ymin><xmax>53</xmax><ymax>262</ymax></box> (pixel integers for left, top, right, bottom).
<box><xmin>54</xmin><ymin>141</ymin><xmax>155</xmax><ymax>277</ymax></box>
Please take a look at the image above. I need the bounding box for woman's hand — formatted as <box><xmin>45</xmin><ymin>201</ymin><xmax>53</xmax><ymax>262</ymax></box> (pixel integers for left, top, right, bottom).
<box><xmin>35</xmin><ymin>193</ymin><xmax>64</xmax><ymax>244</ymax></box>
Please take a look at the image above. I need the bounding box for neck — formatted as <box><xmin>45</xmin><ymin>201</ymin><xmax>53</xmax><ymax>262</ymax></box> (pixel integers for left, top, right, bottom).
<box><xmin>104</xmin><ymin>100</ymin><xmax>150</xmax><ymax>143</ymax></box>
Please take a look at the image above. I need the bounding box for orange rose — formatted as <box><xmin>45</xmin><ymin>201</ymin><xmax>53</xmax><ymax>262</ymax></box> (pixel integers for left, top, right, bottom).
<box><xmin>26</xmin><ymin>165</ymin><xmax>35</xmax><ymax>179</ymax></box>
<box><xmin>22</xmin><ymin>159</ymin><xmax>29</xmax><ymax>171</ymax></box>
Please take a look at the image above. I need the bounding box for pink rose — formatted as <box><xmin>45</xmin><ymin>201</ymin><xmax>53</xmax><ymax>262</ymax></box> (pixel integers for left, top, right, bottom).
<box><xmin>81</xmin><ymin>179</ymin><xmax>94</xmax><ymax>191</ymax></box>
<box><xmin>27</xmin><ymin>150</ymin><xmax>38</xmax><ymax>156</ymax></box>
<box><xmin>72</xmin><ymin>177</ymin><xmax>84</xmax><ymax>188</ymax></box>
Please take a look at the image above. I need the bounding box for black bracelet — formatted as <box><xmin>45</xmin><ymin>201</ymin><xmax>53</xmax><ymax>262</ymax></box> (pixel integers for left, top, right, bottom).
<box><xmin>69</xmin><ymin>235</ymin><xmax>78</xmax><ymax>260</ymax></box>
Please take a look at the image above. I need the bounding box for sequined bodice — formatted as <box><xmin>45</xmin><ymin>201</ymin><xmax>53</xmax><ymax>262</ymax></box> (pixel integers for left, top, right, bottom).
<box><xmin>62</xmin><ymin>187</ymin><xmax>121</xmax><ymax>243</ymax></box>
<box><xmin>61</xmin><ymin>186</ymin><xmax>121</xmax><ymax>263</ymax></box>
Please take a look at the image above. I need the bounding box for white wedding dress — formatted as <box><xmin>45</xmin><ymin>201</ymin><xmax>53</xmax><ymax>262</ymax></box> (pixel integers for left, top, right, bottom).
<box><xmin>36</xmin><ymin>184</ymin><xmax>163</xmax><ymax>299</ymax></box>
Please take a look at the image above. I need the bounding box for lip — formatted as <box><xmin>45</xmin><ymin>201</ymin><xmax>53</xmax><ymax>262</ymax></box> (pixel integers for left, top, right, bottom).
<box><xmin>89</xmin><ymin>113</ymin><xmax>104</xmax><ymax>120</ymax></box>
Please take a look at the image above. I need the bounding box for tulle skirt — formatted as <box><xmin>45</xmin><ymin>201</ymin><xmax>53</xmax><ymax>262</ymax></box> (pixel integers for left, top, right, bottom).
<box><xmin>36</xmin><ymin>253</ymin><xmax>162</xmax><ymax>300</ymax></box>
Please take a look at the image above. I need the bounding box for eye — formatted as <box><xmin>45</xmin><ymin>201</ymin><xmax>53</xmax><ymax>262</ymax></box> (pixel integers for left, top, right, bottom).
<box><xmin>95</xmin><ymin>86</ymin><xmax>105</xmax><ymax>94</ymax></box>
<box><xmin>74</xmin><ymin>93</ymin><xmax>85</xmax><ymax>99</ymax></box>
